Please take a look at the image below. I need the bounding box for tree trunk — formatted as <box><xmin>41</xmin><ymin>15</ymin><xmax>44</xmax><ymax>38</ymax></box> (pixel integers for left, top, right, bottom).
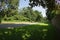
<box><xmin>51</xmin><ymin>14</ymin><xmax>60</xmax><ymax>40</ymax></box>
<box><xmin>0</xmin><ymin>18</ymin><xmax>1</xmax><ymax>24</ymax></box>
<box><xmin>0</xmin><ymin>20</ymin><xmax>1</xmax><ymax>24</ymax></box>
<box><xmin>0</xmin><ymin>17</ymin><xmax>2</xmax><ymax>24</ymax></box>
<box><xmin>52</xmin><ymin>14</ymin><xmax>60</xmax><ymax>29</ymax></box>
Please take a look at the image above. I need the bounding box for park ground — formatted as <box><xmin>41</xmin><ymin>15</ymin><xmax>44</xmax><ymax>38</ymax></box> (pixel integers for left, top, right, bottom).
<box><xmin>0</xmin><ymin>22</ymin><xmax>56</xmax><ymax>40</ymax></box>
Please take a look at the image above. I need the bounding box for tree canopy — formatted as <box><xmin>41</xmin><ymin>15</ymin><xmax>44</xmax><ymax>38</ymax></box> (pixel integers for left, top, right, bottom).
<box><xmin>0</xmin><ymin>0</ymin><xmax>19</xmax><ymax>10</ymax></box>
<box><xmin>0</xmin><ymin>0</ymin><xmax>58</xmax><ymax>23</ymax></box>
<box><xmin>28</xmin><ymin>0</ymin><xmax>56</xmax><ymax>21</ymax></box>
<box><xmin>0</xmin><ymin>0</ymin><xmax>19</xmax><ymax>23</ymax></box>
<box><xmin>29</xmin><ymin>0</ymin><xmax>55</xmax><ymax>10</ymax></box>
<box><xmin>19</xmin><ymin>7</ymin><xmax>43</xmax><ymax>22</ymax></box>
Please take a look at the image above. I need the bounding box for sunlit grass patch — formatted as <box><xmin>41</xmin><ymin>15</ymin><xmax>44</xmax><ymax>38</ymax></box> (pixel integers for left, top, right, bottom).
<box><xmin>39</xmin><ymin>23</ymin><xmax>48</xmax><ymax>26</ymax></box>
<box><xmin>42</xmin><ymin>29</ymin><xmax>48</xmax><ymax>32</ymax></box>
<box><xmin>7</xmin><ymin>27</ymin><xmax>14</xmax><ymax>29</ymax></box>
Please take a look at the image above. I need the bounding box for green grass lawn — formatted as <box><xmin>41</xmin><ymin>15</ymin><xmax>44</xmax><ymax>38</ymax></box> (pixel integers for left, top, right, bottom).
<box><xmin>0</xmin><ymin>23</ymin><xmax>55</xmax><ymax>40</ymax></box>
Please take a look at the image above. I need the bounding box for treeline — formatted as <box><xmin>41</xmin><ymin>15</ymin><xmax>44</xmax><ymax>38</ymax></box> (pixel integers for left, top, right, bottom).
<box><xmin>3</xmin><ymin>7</ymin><xmax>43</xmax><ymax>22</ymax></box>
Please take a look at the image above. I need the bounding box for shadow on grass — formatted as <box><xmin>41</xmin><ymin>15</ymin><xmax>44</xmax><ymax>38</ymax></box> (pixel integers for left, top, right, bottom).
<box><xmin>0</xmin><ymin>24</ymin><xmax>29</xmax><ymax>28</ymax></box>
<box><xmin>0</xmin><ymin>24</ymin><xmax>55</xmax><ymax>40</ymax></box>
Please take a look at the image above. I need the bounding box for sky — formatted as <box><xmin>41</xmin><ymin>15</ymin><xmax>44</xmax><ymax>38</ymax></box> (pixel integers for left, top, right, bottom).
<box><xmin>19</xmin><ymin>0</ymin><xmax>47</xmax><ymax>17</ymax></box>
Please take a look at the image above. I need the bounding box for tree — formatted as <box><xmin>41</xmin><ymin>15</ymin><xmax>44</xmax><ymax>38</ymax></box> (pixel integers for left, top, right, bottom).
<box><xmin>28</xmin><ymin>0</ymin><xmax>55</xmax><ymax>21</ymax></box>
<box><xmin>0</xmin><ymin>0</ymin><xmax>19</xmax><ymax>23</ymax></box>
<box><xmin>34</xmin><ymin>10</ymin><xmax>42</xmax><ymax>22</ymax></box>
<box><xmin>28</xmin><ymin>0</ymin><xmax>60</xmax><ymax>39</ymax></box>
<box><xmin>19</xmin><ymin>7</ymin><xmax>42</xmax><ymax>22</ymax></box>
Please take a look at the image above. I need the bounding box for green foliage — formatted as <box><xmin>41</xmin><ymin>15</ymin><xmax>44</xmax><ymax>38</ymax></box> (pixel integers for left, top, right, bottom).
<box><xmin>19</xmin><ymin>7</ymin><xmax>43</xmax><ymax>22</ymax></box>
<box><xmin>3</xmin><ymin>7</ymin><xmax>43</xmax><ymax>22</ymax></box>
<box><xmin>28</xmin><ymin>0</ymin><xmax>56</xmax><ymax>21</ymax></box>
<box><xmin>41</xmin><ymin>17</ymin><xmax>48</xmax><ymax>23</ymax></box>
<box><xmin>29</xmin><ymin>0</ymin><xmax>55</xmax><ymax>9</ymax></box>
<box><xmin>8</xmin><ymin>0</ymin><xmax>19</xmax><ymax>10</ymax></box>
<box><xmin>0</xmin><ymin>23</ymin><xmax>55</xmax><ymax>40</ymax></box>
<box><xmin>46</xmin><ymin>10</ymin><xmax>56</xmax><ymax>21</ymax></box>
<box><xmin>0</xmin><ymin>0</ymin><xmax>19</xmax><ymax>23</ymax></box>
<box><xmin>0</xmin><ymin>10</ymin><xmax>5</xmax><ymax>23</ymax></box>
